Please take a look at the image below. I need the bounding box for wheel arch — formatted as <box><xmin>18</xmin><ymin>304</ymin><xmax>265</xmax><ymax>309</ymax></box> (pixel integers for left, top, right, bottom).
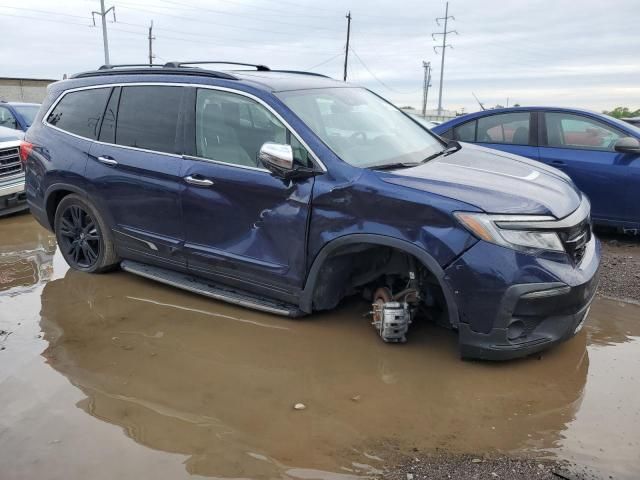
<box><xmin>44</xmin><ymin>183</ymin><xmax>88</xmax><ymax>230</ymax></box>
<box><xmin>300</xmin><ymin>234</ymin><xmax>459</xmax><ymax>325</ymax></box>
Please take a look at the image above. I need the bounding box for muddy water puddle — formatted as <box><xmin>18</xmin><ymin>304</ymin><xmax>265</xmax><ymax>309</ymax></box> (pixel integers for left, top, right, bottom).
<box><xmin>1</xmin><ymin>214</ymin><xmax>639</xmax><ymax>479</ymax></box>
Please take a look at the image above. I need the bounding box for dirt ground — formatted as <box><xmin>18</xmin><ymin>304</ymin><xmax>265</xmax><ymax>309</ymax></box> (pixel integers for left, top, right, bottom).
<box><xmin>597</xmin><ymin>232</ymin><xmax>640</xmax><ymax>302</ymax></box>
<box><xmin>1</xmin><ymin>214</ymin><xmax>639</xmax><ymax>480</ymax></box>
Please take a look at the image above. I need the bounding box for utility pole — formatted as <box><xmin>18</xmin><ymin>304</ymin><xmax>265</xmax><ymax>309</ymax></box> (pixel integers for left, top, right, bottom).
<box><xmin>343</xmin><ymin>11</ymin><xmax>352</xmax><ymax>82</ymax></box>
<box><xmin>92</xmin><ymin>0</ymin><xmax>116</xmax><ymax>66</ymax></box>
<box><xmin>421</xmin><ymin>61</ymin><xmax>432</xmax><ymax>117</ymax></box>
<box><xmin>432</xmin><ymin>2</ymin><xmax>457</xmax><ymax>116</ymax></box>
<box><xmin>148</xmin><ymin>20</ymin><xmax>155</xmax><ymax>66</ymax></box>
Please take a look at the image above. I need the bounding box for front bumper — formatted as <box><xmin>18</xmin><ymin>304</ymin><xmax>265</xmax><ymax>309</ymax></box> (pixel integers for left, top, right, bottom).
<box><xmin>444</xmin><ymin>235</ymin><xmax>600</xmax><ymax>360</ymax></box>
<box><xmin>0</xmin><ymin>178</ymin><xmax>28</xmax><ymax>217</ymax></box>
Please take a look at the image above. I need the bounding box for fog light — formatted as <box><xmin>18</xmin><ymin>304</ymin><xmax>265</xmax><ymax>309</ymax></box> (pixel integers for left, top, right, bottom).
<box><xmin>507</xmin><ymin>320</ymin><xmax>525</xmax><ymax>341</ymax></box>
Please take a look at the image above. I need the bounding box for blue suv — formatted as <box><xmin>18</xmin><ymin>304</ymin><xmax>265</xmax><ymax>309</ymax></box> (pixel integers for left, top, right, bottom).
<box><xmin>23</xmin><ymin>62</ymin><xmax>600</xmax><ymax>360</ymax></box>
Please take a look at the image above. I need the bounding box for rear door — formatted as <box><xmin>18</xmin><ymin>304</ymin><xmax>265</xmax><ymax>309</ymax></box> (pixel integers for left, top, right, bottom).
<box><xmin>86</xmin><ymin>84</ymin><xmax>187</xmax><ymax>268</ymax></box>
<box><xmin>180</xmin><ymin>87</ymin><xmax>316</xmax><ymax>296</ymax></box>
<box><xmin>538</xmin><ymin>111</ymin><xmax>635</xmax><ymax>226</ymax></box>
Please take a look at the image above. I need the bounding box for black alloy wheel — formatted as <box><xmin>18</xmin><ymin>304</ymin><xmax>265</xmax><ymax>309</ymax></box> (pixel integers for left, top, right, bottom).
<box><xmin>57</xmin><ymin>204</ymin><xmax>101</xmax><ymax>269</ymax></box>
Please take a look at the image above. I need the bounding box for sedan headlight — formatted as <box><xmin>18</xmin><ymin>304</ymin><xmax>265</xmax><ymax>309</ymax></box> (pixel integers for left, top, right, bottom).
<box><xmin>455</xmin><ymin>211</ymin><xmax>564</xmax><ymax>253</ymax></box>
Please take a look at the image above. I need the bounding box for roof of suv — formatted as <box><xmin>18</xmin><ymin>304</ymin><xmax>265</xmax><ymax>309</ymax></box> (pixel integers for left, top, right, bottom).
<box><xmin>229</xmin><ymin>70</ymin><xmax>347</xmax><ymax>91</ymax></box>
<box><xmin>70</xmin><ymin>63</ymin><xmax>348</xmax><ymax>92</ymax></box>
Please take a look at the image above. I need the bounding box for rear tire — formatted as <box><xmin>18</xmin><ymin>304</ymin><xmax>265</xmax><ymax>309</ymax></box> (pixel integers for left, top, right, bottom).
<box><xmin>54</xmin><ymin>194</ymin><xmax>119</xmax><ymax>273</ymax></box>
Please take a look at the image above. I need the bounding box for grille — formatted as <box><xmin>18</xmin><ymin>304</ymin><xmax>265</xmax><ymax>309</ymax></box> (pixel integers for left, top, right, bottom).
<box><xmin>0</xmin><ymin>146</ymin><xmax>22</xmax><ymax>179</ymax></box>
<box><xmin>557</xmin><ymin>218</ymin><xmax>591</xmax><ymax>264</ymax></box>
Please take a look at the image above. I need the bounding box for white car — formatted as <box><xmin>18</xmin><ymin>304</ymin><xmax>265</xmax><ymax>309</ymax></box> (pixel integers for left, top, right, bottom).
<box><xmin>0</xmin><ymin>125</ymin><xmax>27</xmax><ymax>217</ymax></box>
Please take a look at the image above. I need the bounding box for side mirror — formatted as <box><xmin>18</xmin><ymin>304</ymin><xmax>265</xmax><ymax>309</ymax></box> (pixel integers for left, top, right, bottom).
<box><xmin>614</xmin><ymin>136</ymin><xmax>640</xmax><ymax>154</ymax></box>
<box><xmin>258</xmin><ymin>142</ymin><xmax>315</xmax><ymax>179</ymax></box>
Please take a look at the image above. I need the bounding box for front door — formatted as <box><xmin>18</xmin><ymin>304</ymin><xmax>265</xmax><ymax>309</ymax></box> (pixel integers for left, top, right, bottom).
<box><xmin>538</xmin><ymin>111</ymin><xmax>636</xmax><ymax>226</ymax></box>
<box><xmin>180</xmin><ymin>87</ymin><xmax>315</xmax><ymax>296</ymax></box>
<box><xmin>86</xmin><ymin>85</ymin><xmax>187</xmax><ymax>268</ymax></box>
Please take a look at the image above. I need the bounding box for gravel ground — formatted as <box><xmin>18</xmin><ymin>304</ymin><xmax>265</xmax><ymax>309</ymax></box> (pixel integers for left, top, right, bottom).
<box><xmin>384</xmin><ymin>453</ymin><xmax>604</xmax><ymax>480</ymax></box>
<box><xmin>596</xmin><ymin>232</ymin><xmax>640</xmax><ymax>302</ymax></box>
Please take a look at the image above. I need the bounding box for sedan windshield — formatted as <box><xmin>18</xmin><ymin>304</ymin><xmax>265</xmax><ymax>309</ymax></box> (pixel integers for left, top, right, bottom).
<box><xmin>277</xmin><ymin>88</ymin><xmax>444</xmax><ymax>168</ymax></box>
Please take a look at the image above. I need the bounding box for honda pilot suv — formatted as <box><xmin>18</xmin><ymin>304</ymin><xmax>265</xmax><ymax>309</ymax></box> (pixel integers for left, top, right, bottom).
<box><xmin>23</xmin><ymin>62</ymin><xmax>600</xmax><ymax>360</ymax></box>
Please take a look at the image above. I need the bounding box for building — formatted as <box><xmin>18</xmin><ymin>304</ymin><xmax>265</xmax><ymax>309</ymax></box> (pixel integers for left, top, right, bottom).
<box><xmin>0</xmin><ymin>77</ymin><xmax>58</xmax><ymax>103</ymax></box>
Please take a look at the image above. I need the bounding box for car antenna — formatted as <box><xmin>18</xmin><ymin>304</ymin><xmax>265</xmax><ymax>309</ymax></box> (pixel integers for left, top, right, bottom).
<box><xmin>472</xmin><ymin>92</ymin><xmax>486</xmax><ymax>111</ymax></box>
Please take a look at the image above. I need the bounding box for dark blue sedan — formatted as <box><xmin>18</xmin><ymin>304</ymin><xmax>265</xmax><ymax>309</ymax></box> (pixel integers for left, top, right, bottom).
<box><xmin>432</xmin><ymin>107</ymin><xmax>640</xmax><ymax>232</ymax></box>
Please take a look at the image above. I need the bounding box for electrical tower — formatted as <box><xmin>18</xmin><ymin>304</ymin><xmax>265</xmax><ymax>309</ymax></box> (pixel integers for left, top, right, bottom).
<box><xmin>422</xmin><ymin>61</ymin><xmax>432</xmax><ymax>117</ymax></box>
<box><xmin>432</xmin><ymin>2</ymin><xmax>457</xmax><ymax>116</ymax></box>
<box><xmin>148</xmin><ymin>20</ymin><xmax>155</xmax><ymax>66</ymax></box>
<box><xmin>343</xmin><ymin>11</ymin><xmax>352</xmax><ymax>82</ymax></box>
<box><xmin>92</xmin><ymin>0</ymin><xmax>116</xmax><ymax>66</ymax></box>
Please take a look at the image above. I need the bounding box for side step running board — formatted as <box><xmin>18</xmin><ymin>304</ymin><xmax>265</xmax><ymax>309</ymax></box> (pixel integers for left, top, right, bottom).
<box><xmin>120</xmin><ymin>260</ymin><xmax>303</xmax><ymax>317</ymax></box>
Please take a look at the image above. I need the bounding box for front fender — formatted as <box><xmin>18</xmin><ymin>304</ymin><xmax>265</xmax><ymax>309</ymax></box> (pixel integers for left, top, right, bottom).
<box><xmin>300</xmin><ymin>233</ymin><xmax>460</xmax><ymax>326</ymax></box>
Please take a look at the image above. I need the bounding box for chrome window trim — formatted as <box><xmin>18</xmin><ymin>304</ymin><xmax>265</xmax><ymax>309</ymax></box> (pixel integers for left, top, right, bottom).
<box><xmin>42</xmin><ymin>82</ymin><xmax>327</xmax><ymax>172</ymax></box>
<box><xmin>182</xmin><ymin>154</ymin><xmax>268</xmax><ymax>173</ymax></box>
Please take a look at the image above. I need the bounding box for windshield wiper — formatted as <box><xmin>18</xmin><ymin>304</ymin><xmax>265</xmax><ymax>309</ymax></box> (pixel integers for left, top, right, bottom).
<box><xmin>369</xmin><ymin>162</ymin><xmax>421</xmax><ymax>171</ymax></box>
<box><xmin>420</xmin><ymin>141</ymin><xmax>462</xmax><ymax>164</ymax></box>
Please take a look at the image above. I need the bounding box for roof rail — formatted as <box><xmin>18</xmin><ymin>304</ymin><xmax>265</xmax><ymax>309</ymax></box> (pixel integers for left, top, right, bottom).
<box><xmin>163</xmin><ymin>61</ymin><xmax>270</xmax><ymax>71</ymax></box>
<box><xmin>98</xmin><ymin>63</ymin><xmax>165</xmax><ymax>70</ymax></box>
<box><xmin>71</xmin><ymin>67</ymin><xmax>237</xmax><ymax>80</ymax></box>
<box><xmin>270</xmin><ymin>70</ymin><xmax>330</xmax><ymax>78</ymax></box>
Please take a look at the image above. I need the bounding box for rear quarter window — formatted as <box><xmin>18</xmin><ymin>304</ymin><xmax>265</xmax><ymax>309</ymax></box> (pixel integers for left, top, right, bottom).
<box><xmin>46</xmin><ymin>88</ymin><xmax>111</xmax><ymax>139</ymax></box>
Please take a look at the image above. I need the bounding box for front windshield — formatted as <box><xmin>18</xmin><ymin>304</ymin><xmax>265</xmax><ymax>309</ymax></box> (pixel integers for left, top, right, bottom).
<box><xmin>13</xmin><ymin>105</ymin><xmax>40</xmax><ymax>127</ymax></box>
<box><xmin>277</xmin><ymin>87</ymin><xmax>443</xmax><ymax>168</ymax></box>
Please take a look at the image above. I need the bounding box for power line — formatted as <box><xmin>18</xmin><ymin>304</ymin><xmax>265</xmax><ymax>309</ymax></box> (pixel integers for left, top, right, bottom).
<box><xmin>306</xmin><ymin>52</ymin><xmax>344</xmax><ymax>70</ymax></box>
<box><xmin>115</xmin><ymin>3</ymin><xmax>341</xmax><ymax>40</ymax></box>
<box><xmin>349</xmin><ymin>48</ymin><xmax>421</xmax><ymax>95</ymax></box>
<box><xmin>432</xmin><ymin>1</ymin><xmax>458</xmax><ymax>115</ymax></box>
<box><xmin>139</xmin><ymin>0</ymin><xmax>342</xmax><ymax>32</ymax></box>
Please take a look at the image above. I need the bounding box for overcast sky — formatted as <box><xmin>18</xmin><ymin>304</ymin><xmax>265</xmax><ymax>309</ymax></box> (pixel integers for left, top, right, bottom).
<box><xmin>1</xmin><ymin>0</ymin><xmax>638</xmax><ymax>113</ymax></box>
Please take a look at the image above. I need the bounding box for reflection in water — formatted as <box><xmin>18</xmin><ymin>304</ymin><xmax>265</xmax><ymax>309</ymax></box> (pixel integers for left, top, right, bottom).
<box><xmin>39</xmin><ymin>268</ymin><xmax>592</xmax><ymax>477</ymax></box>
<box><xmin>0</xmin><ymin>216</ymin><xmax>56</xmax><ymax>293</ymax></box>
<box><xmin>3</xmin><ymin>216</ymin><xmax>640</xmax><ymax>478</ymax></box>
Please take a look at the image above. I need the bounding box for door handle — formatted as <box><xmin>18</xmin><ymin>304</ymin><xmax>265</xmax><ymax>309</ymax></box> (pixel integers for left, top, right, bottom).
<box><xmin>551</xmin><ymin>160</ymin><xmax>566</xmax><ymax>166</ymax></box>
<box><xmin>97</xmin><ymin>156</ymin><xmax>118</xmax><ymax>166</ymax></box>
<box><xmin>184</xmin><ymin>175</ymin><xmax>214</xmax><ymax>187</ymax></box>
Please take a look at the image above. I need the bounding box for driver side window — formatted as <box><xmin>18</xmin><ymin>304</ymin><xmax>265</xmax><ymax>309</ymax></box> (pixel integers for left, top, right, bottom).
<box><xmin>195</xmin><ymin>89</ymin><xmax>309</xmax><ymax>168</ymax></box>
<box><xmin>544</xmin><ymin>112</ymin><xmax>622</xmax><ymax>151</ymax></box>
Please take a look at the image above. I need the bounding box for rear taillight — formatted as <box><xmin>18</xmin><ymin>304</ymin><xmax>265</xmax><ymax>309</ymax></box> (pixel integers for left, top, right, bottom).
<box><xmin>20</xmin><ymin>141</ymin><xmax>33</xmax><ymax>163</ymax></box>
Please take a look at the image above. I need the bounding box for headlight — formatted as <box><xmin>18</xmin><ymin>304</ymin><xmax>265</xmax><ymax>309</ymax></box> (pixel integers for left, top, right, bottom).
<box><xmin>454</xmin><ymin>211</ymin><xmax>564</xmax><ymax>253</ymax></box>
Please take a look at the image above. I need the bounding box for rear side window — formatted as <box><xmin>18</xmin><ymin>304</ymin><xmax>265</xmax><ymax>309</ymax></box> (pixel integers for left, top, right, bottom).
<box><xmin>453</xmin><ymin>120</ymin><xmax>476</xmax><ymax>142</ymax></box>
<box><xmin>46</xmin><ymin>88</ymin><xmax>111</xmax><ymax>139</ymax></box>
<box><xmin>477</xmin><ymin>112</ymin><xmax>530</xmax><ymax>145</ymax></box>
<box><xmin>116</xmin><ymin>86</ymin><xmax>182</xmax><ymax>154</ymax></box>
<box><xmin>544</xmin><ymin>112</ymin><xmax>623</xmax><ymax>151</ymax></box>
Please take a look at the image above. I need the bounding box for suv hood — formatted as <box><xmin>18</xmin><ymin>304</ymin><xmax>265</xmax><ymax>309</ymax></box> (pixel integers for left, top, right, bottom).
<box><xmin>381</xmin><ymin>143</ymin><xmax>581</xmax><ymax>218</ymax></box>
